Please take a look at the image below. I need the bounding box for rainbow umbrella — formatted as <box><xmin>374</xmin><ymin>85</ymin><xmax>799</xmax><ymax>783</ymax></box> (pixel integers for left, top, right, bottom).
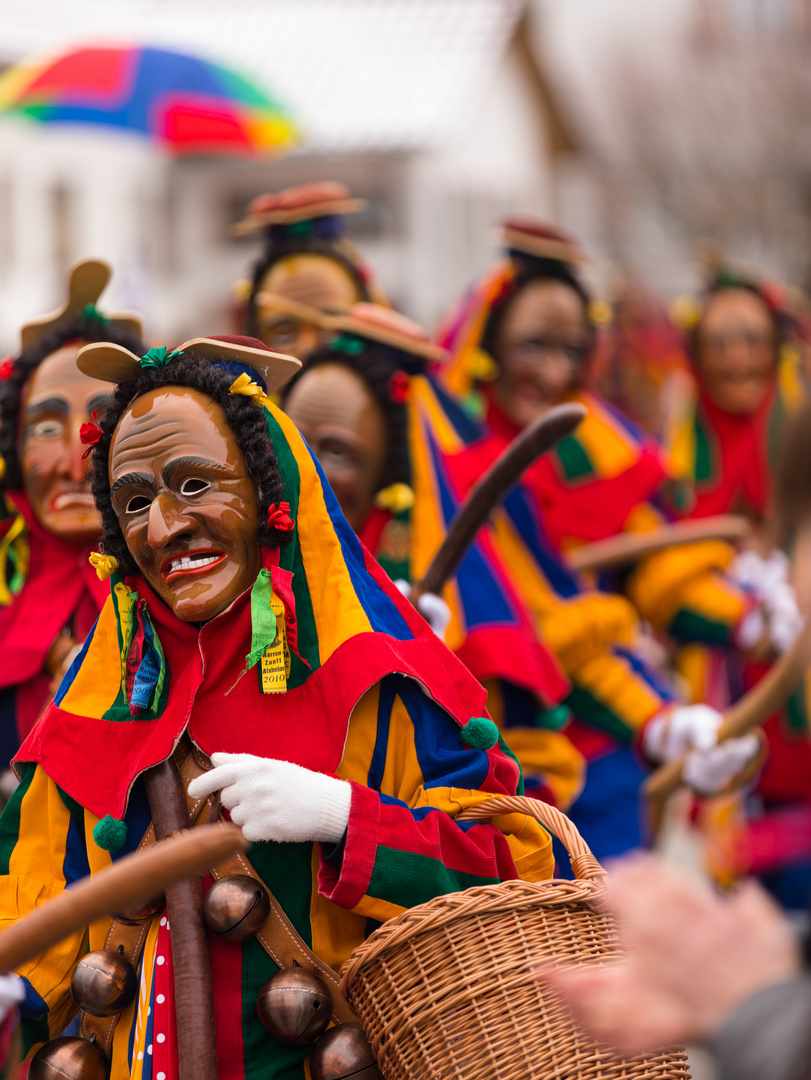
<box><xmin>0</xmin><ymin>44</ymin><xmax>298</xmax><ymax>156</ymax></box>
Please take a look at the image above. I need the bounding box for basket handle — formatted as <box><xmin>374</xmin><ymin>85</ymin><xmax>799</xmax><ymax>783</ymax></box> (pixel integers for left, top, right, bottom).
<box><xmin>456</xmin><ymin>795</ymin><xmax>607</xmax><ymax>883</ymax></box>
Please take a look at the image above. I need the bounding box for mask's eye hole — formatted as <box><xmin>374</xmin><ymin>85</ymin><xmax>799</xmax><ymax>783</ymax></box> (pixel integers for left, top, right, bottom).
<box><xmin>30</xmin><ymin>419</ymin><xmax>64</xmax><ymax>440</ymax></box>
<box><xmin>180</xmin><ymin>477</ymin><xmax>210</xmax><ymax>496</ymax></box>
<box><xmin>125</xmin><ymin>494</ymin><xmax>151</xmax><ymax>515</ymax></box>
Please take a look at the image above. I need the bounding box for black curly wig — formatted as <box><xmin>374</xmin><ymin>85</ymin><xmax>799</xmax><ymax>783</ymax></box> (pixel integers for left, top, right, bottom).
<box><xmin>246</xmin><ymin>234</ymin><xmax>371</xmax><ymax>339</ymax></box>
<box><xmin>89</xmin><ymin>352</ymin><xmax>293</xmax><ymax>576</ymax></box>
<box><xmin>0</xmin><ymin>313</ymin><xmax>145</xmax><ymax>493</ymax></box>
<box><xmin>281</xmin><ymin>337</ymin><xmax>411</xmax><ymax>495</ymax></box>
<box><xmin>481</xmin><ymin>255</ymin><xmax>596</xmax><ymax>377</ymax></box>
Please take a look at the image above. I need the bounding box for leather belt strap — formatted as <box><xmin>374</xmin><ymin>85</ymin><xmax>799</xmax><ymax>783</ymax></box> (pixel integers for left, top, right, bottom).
<box><xmin>83</xmin><ymin>737</ymin><xmax>357</xmax><ymax>1050</ymax></box>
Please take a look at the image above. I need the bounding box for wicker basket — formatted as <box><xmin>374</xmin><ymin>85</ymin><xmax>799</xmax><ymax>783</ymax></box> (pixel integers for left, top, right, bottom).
<box><xmin>341</xmin><ymin>795</ymin><xmax>691</xmax><ymax>1080</ymax></box>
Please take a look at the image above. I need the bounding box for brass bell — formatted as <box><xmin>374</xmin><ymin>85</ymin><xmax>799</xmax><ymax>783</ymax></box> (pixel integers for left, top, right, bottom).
<box><xmin>309</xmin><ymin>1025</ymin><xmax>382</xmax><ymax>1080</ymax></box>
<box><xmin>256</xmin><ymin>969</ymin><xmax>331</xmax><ymax>1045</ymax></box>
<box><xmin>70</xmin><ymin>948</ymin><xmax>137</xmax><ymax>1017</ymax></box>
<box><xmin>111</xmin><ymin>894</ymin><xmax>165</xmax><ymax>926</ymax></box>
<box><xmin>203</xmin><ymin>874</ymin><xmax>271</xmax><ymax>942</ymax></box>
<box><xmin>29</xmin><ymin>1036</ymin><xmax>109</xmax><ymax>1080</ymax></box>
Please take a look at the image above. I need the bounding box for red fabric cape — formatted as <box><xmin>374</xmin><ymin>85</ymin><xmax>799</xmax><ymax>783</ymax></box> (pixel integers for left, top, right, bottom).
<box><xmin>17</xmin><ymin>551</ymin><xmax>490</xmax><ymax>821</ymax></box>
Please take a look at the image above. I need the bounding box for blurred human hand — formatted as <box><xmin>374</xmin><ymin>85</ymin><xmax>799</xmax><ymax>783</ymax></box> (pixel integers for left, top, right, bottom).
<box><xmin>537</xmin><ymin>853</ymin><xmax>800</xmax><ymax>1056</ymax></box>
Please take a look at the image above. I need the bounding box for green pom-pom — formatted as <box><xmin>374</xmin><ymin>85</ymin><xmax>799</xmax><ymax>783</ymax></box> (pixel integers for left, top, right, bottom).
<box><xmin>462</xmin><ymin>716</ymin><xmax>499</xmax><ymax>750</ymax></box>
<box><xmin>535</xmin><ymin>704</ymin><xmax>570</xmax><ymax>731</ymax></box>
<box><xmin>93</xmin><ymin>815</ymin><xmax>128</xmax><ymax>852</ymax></box>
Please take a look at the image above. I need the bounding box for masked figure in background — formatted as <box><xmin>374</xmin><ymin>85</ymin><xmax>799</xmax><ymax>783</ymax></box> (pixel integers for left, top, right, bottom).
<box><xmin>666</xmin><ymin>269</ymin><xmax>811</xmax><ymax>907</ymax></box>
<box><xmin>233</xmin><ymin>181</ymin><xmax>386</xmax><ymax>363</ymax></box>
<box><xmin>284</xmin><ymin>305</ymin><xmax>761</xmax><ymax>859</ymax></box>
<box><xmin>282</xmin><ymin>302</ymin><xmax>583</xmax><ymax>811</ymax></box>
<box><xmin>438</xmin><ymin>221</ymin><xmax>768</xmax><ymax>860</ymax></box>
<box><xmin>1</xmin><ymin>335</ymin><xmax>553</xmax><ymax>1078</ymax></box>
<box><xmin>0</xmin><ymin>259</ymin><xmax>144</xmax><ymax>773</ymax></box>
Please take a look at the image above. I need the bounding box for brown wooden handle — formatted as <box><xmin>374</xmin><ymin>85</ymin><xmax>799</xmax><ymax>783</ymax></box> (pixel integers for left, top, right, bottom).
<box><xmin>456</xmin><ymin>795</ymin><xmax>605</xmax><ymax>882</ymax></box>
<box><xmin>0</xmin><ymin>824</ymin><xmax>245</xmax><ymax>975</ymax></box>
<box><xmin>145</xmin><ymin>760</ymin><xmax>219</xmax><ymax>1080</ymax></box>
<box><xmin>644</xmin><ymin>620</ymin><xmax>811</xmax><ymax>801</ymax></box>
<box><xmin>568</xmin><ymin>515</ymin><xmax>751</xmax><ymax>575</ymax></box>
<box><xmin>412</xmin><ymin>403</ymin><xmax>586</xmax><ymax>603</ymax></box>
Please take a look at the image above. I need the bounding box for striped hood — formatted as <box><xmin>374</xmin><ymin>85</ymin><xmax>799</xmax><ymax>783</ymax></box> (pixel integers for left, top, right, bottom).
<box><xmin>15</xmin><ymin>399</ymin><xmax>489</xmax><ymax>819</ymax></box>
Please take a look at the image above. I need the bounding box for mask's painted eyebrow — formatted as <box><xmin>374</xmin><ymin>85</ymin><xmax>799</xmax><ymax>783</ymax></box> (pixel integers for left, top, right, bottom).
<box><xmin>87</xmin><ymin>393</ymin><xmax>115</xmax><ymax>415</ymax></box>
<box><xmin>24</xmin><ymin>396</ymin><xmax>69</xmax><ymax>418</ymax></box>
<box><xmin>111</xmin><ymin>471</ymin><xmax>154</xmax><ymax>497</ymax></box>
<box><xmin>162</xmin><ymin>456</ymin><xmax>233</xmax><ymax>485</ymax></box>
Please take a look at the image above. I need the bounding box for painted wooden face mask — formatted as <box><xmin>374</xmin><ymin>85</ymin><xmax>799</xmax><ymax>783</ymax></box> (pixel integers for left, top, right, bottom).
<box><xmin>108</xmin><ymin>386</ymin><xmax>264</xmax><ymax>623</ymax></box>
<box><xmin>20</xmin><ymin>345</ymin><xmax>116</xmax><ymax>545</ymax></box>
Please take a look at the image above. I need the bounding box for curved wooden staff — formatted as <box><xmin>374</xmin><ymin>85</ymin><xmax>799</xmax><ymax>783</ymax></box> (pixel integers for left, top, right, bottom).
<box><xmin>644</xmin><ymin>619</ymin><xmax>811</xmax><ymax>802</ymax></box>
<box><xmin>410</xmin><ymin>403</ymin><xmax>587</xmax><ymax>603</ymax></box>
<box><xmin>0</xmin><ymin>825</ymin><xmax>245</xmax><ymax>975</ymax></box>
<box><xmin>144</xmin><ymin>760</ymin><xmax>220</xmax><ymax>1080</ymax></box>
<box><xmin>568</xmin><ymin>515</ymin><xmax>751</xmax><ymax>575</ymax></box>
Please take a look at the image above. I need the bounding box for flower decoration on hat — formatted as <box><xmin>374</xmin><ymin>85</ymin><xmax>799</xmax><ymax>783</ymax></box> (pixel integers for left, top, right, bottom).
<box><xmin>80</xmin><ymin>411</ymin><xmax>104</xmax><ymax>459</ymax></box>
<box><xmin>89</xmin><ymin>552</ymin><xmax>120</xmax><ymax>581</ymax></box>
<box><xmin>139</xmin><ymin>346</ymin><xmax>184</xmax><ymax>370</ymax></box>
<box><xmin>388</xmin><ymin>370</ymin><xmax>410</xmax><ymax>404</ymax></box>
<box><xmin>228</xmin><ymin>371</ymin><xmax>273</xmax><ymax>410</ymax></box>
<box><xmin>0</xmin><ymin>357</ymin><xmax>14</xmax><ymax>381</ymax></box>
<box><xmin>267</xmin><ymin>501</ymin><xmax>295</xmax><ymax>532</ymax></box>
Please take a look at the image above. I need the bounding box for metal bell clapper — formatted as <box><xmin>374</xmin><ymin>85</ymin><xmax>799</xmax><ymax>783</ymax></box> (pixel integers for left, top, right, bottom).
<box><xmin>309</xmin><ymin>1025</ymin><xmax>382</xmax><ymax>1080</ymax></box>
<box><xmin>256</xmin><ymin>969</ymin><xmax>331</xmax><ymax>1045</ymax></box>
<box><xmin>29</xmin><ymin>1036</ymin><xmax>109</xmax><ymax>1080</ymax></box>
<box><xmin>203</xmin><ymin>875</ymin><xmax>271</xmax><ymax>942</ymax></box>
<box><xmin>70</xmin><ymin>947</ymin><xmax>137</xmax><ymax>1017</ymax></box>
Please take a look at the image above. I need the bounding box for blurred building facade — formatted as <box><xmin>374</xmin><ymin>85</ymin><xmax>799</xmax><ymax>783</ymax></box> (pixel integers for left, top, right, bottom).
<box><xmin>0</xmin><ymin>0</ymin><xmax>577</xmax><ymax>347</ymax></box>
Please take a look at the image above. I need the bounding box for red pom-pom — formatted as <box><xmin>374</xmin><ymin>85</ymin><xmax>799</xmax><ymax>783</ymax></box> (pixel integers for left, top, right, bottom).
<box><xmin>267</xmin><ymin>501</ymin><xmax>295</xmax><ymax>532</ymax></box>
<box><xmin>0</xmin><ymin>358</ymin><xmax>14</xmax><ymax>380</ymax></box>
<box><xmin>80</xmin><ymin>411</ymin><xmax>103</xmax><ymax>459</ymax></box>
<box><xmin>388</xmin><ymin>370</ymin><xmax>410</xmax><ymax>404</ymax></box>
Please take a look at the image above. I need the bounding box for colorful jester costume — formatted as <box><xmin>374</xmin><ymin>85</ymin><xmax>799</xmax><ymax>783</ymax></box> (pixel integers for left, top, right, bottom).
<box><xmin>2</xmin><ymin>338</ymin><xmax>552</xmax><ymax>1079</ymax></box>
<box><xmin>437</xmin><ymin>222</ymin><xmax>754</xmax><ymax>652</ymax></box>
<box><xmin>0</xmin><ymin>260</ymin><xmax>144</xmax><ymax>765</ymax></box>
<box><xmin>284</xmin><ymin>303</ymin><xmax>583</xmax><ymax>811</ymax></box>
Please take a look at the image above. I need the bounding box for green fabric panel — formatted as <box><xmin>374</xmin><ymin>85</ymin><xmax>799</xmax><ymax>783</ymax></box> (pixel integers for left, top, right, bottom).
<box><xmin>693</xmin><ymin>411</ymin><xmax>716</xmax><ymax>485</ymax></box>
<box><xmin>248</xmin><ymin>840</ymin><xmax>314</xmax><ymax>951</ymax></box>
<box><xmin>56</xmin><ymin>785</ymin><xmax>86</xmax><ymax>825</ymax></box>
<box><xmin>0</xmin><ymin>762</ymin><xmax>35</xmax><ymax>874</ymax></box>
<box><xmin>786</xmin><ymin>684</ymin><xmax>809</xmax><ymax>734</ymax></box>
<box><xmin>554</xmin><ymin>436</ymin><xmax>595</xmax><ymax>481</ymax></box>
<box><xmin>241</xmin><ymin>937</ymin><xmax>308</xmax><ymax>1080</ymax></box>
<box><xmin>564</xmin><ymin>686</ymin><xmax>634</xmax><ymax>744</ymax></box>
<box><xmin>669</xmin><ymin>609</ymin><xmax>734</xmax><ymax>648</ymax></box>
<box><xmin>368</xmin><ymin>847</ymin><xmax>500</xmax><ymax>909</ymax></box>
<box><xmin>263</xmin><ymin>411</ymin><xmax>320</xmax><ymax>683</ymax></box>
<box><xmin>21</xmin><ymin>1015</ymin><xmax>51</xmax><ymax>1059</ymax></box>
<box><xmin>241</xmin><ymin>839</ymin><xmax>314</xmax><ymax>1078</ymax></box>
<box><xmin>497</xmin><ymin>733</ymin><xmax>524</xmax><ymax>796</ymax></box>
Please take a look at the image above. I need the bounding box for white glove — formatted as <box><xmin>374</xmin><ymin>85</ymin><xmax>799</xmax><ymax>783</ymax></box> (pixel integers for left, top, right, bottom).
<box><xmin>764</xmin><ymin>581</ymin><xmax>803</xmax><ymax>654</ymax></box>
<box><xmin>643</xmin><ymin>704</ymin><xmax>722</xmax><ymax>763</ymax></box>
<box><xmin>682</xmin><ymin>733</ymin><xmax>761</xmax><ymax>795</ymax></box>
<box><xmin>187</xmin><ymin>753</ymin><xmax>352</xmax><ymax>844</ymax></box>
<box><xmin>730</xmin><ymin>549</ymin><xmax>803</xmax><ymax>654</ymax></box>
<box><xmin>395</xmin><ymin>580</ymin><xmax>452</xmax><ymax>640</ymax></box>
<box><xmin>730</xmin><ymin>548</ymin><xmax>790</xmax><ymax>592</ymax></box>
<box><xmin>0</xmin><ymin>975</ymin><xmax>24</xmax><ymax>1024</ymax></box>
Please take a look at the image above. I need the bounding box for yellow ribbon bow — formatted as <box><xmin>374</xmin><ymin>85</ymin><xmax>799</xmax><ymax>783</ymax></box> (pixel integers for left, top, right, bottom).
<box><xmin>89</xmin><ymin>552</ymin><xmax>120</xmax><ymax>581</ymax></box>
<box><xmin>228</xmin><ymin>373</ymin><xmax>272</xmax><ymax>409</ymax></box>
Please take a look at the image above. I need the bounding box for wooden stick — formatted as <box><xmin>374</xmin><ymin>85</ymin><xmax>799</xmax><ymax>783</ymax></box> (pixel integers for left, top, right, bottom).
<box><xmin>411</xmin><ymin>403</ymin><xmax>586</xmax><ymax>602</ymax></box>
<box><xmin>568</xmin><ymin>515</ymin><xmax>751</xmax><ymax>575</ymax></box>
<box><xmin>0</xmin><ymin>825</ymin><xmax>245</xmax><ymax>976</ymax></box>
<box><xmin>644</xmin><ymin>620</ymin><xmax>811</xmax><ymax>801</ymax></box>
<box><xmin>145</xmin><ymin>760</ymin><xmax>219</xmax><ymax>1080</ymax></box>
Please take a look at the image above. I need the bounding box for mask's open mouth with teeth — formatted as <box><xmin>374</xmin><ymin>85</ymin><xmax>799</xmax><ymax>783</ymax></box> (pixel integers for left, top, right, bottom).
<box><xmin>161</xmin><ymin>549</ymin><xmax>226</xmax><ymax>582</ymax></box>
<box><xmin>51</xmin><ymin>491</ymin><xmax>95</xmax><ymax>511</ymax></box>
